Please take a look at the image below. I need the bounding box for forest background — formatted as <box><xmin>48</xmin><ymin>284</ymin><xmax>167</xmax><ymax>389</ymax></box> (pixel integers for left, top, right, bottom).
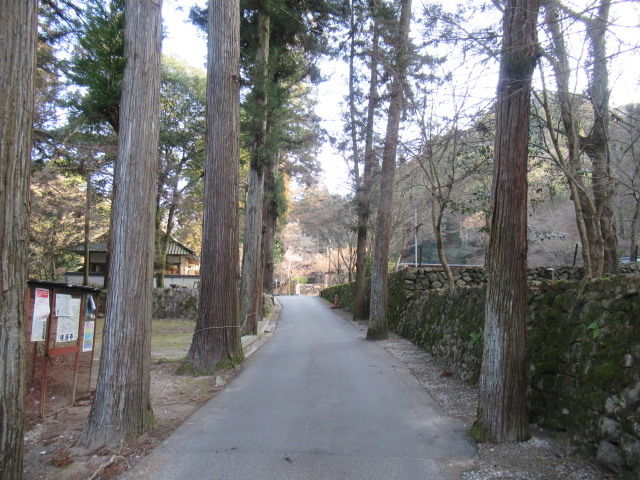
<box><xmin>30</xmin><ymin>0</ymin><xmax>640</xmax><ymax>294</ymax></box>
<box><xmin>2</xmin><ymin>0</ymin><xmax>639</xmax><ymax>474</ymax></box>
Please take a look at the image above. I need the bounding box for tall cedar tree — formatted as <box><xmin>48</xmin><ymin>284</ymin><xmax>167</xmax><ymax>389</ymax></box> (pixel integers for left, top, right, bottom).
<box><xmin>0</xmin><ymin>2</ymin><xmax>38</xmax><ymax>477</ymax></box>
<box><xmin>186</xmin><ymin>0</ymin><xmax>243</xmax><ymax>372</ymax></box>
<box><xmin>353</xmin><ymin>0</ymin><xmax>381</xmax><ymax>321</ymax></box>
<box><xmin>240</xmin><ymin>0</ymin><xmax>271</xmax><ymax>335</ymax></box>
<box><xmin>67</xmin><ymin>0</ymin><xmax>125</xmax><ymax>291</ymax></box>
<box><xmin>239</xmin><ymin>0</ymin><xmax>333</xmax><ymax>333</ymax></box>
<box><xmin>475</xmin><ymin>0</ymin><xmax>540</xmax><ymax>442</ymax></box>
<box><xmin>367</xmin><ymin>0</ymin><xmax>412</xmax><ymax>340</ymax></box>
<box><xmin>190</xmin><ymin>2</ymin><xmax>329</xmax><ymax>329</ymax></box>
<box><xmin>80</xmin><ymin>0</ymin><xmax>162</xmax><ymax>448</ymax></box>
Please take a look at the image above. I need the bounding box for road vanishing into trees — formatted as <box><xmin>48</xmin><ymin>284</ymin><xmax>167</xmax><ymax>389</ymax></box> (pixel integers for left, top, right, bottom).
<box><xmin>123</xmin><ymin>296</ymin><xmax>476</xmax><ymax>480</ymax></box>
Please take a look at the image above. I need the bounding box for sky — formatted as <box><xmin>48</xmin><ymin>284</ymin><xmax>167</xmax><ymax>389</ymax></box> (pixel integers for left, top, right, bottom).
<box><xmin>161</xmin><ymin>1</ymin><xmax>352</xmax><ymax>196</ymax></box>
<box><xmin>161</xmin><ymin>1</ymin><xmax>640</xmax><ymax>197</ymax></box>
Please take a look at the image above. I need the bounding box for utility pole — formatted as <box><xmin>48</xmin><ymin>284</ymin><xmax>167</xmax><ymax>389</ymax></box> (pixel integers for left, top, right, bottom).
<box><xmin>326</xmin><ymin>241</ymin><xmax>330</xmax><ymax>287</ymax></box>
<box><xmin>414</xmin><ymin>209</ymin><xmax>418</xmax><ymax>267</ymax></box>
<box><xmin>414</xmin><ymin>209</ymin><xmax>422</xmax><ymax>267</ymax></box>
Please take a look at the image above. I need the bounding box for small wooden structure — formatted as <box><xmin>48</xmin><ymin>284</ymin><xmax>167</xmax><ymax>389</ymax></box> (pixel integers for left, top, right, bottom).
<box><xmin>25</xmin><ymin>280</ymin><xmax>102</xmax><ymax>418</ymax></box>
<box><xmin>65</xmin><ymin>238</ymin><xmax>200</xmax><ymax>288</ymax></box>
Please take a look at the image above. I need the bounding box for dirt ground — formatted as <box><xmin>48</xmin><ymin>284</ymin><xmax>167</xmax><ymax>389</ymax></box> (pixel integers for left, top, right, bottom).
<box><xmin>23</xmin><ymin>318</ymin><xmax>240</xmax><ymax>480</ymax></box>
<box><xmin>23</xmin><ymin>306</ymin><xmax>615</xmax><ymax>480</ymax></box>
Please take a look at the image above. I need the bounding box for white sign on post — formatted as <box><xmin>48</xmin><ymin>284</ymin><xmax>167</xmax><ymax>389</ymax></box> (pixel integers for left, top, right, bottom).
<box><xmin>31</xmin><ymin>288</ymin><xmax>50</xmax><ymax>342</ymax></box>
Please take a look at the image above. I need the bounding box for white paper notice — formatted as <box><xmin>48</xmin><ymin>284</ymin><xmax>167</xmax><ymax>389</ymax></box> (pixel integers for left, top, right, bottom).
<box><xmin>55</xmin><ymin>294</ymin><xmax>71</xmax><ymax>317</ymax></box>
<box><xmin>56</xmin><ymin>297</ymin><xmax>81</xmax><ymax>343</ymax></box>
<box><xmin>31</xmin><ymin>288</ymin><xmax>50</xmax><ymax>342</ymax></box>
<box><xmin>82</xmin><ymin>321</ymin><xmax>95</xmax><ymax>352</ymax></box>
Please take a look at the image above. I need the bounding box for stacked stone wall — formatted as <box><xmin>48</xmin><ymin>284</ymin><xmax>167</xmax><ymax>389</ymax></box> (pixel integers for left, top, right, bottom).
<box><xmin>152</xmin><ymin>287</ymin><xmax>199</xmax><ymax>318</ymax></box>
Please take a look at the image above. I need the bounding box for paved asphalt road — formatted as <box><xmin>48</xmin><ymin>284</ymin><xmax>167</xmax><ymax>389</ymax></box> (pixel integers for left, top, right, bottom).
<box><xmin>123</xmin><ymin>296</ymin><xmax>476</xmax><ymax>480</ymax></box>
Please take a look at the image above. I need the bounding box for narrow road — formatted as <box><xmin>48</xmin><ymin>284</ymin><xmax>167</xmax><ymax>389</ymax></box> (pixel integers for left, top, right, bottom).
<box><xmin>124</xmin><ymin>296</ymin><xmax>476</xmax><ymax>480</ymax></box>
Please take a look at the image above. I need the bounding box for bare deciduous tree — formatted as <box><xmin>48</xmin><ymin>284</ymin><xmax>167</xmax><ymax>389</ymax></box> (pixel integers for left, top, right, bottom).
<box><xmin>535</xmin><ymin>0</ymin><xmax>619</xmax><ymax>277</ymax></box>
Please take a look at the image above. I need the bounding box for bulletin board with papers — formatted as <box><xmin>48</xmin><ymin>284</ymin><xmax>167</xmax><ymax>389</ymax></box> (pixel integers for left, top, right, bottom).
<box><xmin>25</xmin><ymin>280</ymin><xmax>102</xmax><ymax>418</ymax></box>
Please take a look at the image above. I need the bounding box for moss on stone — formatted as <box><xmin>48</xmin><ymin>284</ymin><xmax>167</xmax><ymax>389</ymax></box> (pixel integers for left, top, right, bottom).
<box><xmin>468</xmin><ymin>420</ymin><xmax>493</xmax><ymax>443</ymax></box>
<box><xmin>592</xmin><ymin>360</ymin><xmax>624</xmax><ymax>386</ymax></box>
<box><xmin>183</xmin><ymin>295</ymin><xmax>198</xmax><ymax>313</ymax></box>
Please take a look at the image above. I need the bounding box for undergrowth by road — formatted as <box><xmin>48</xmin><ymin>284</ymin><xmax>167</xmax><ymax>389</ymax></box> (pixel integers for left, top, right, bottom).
<box><xmin>23</xmin><ymin>317</ymin><xmax>237</xmax><ymax>480</ymax></box>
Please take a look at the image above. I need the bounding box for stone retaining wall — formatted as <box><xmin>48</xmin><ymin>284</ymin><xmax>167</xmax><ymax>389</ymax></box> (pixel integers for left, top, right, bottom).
<box><xmin>151</xmin><ymin>289</ymin><xmax>276</xmax><ymax>322</ymax></box>
<box><xmin>398</xmin><ymin>264</ymin><xmax>639</xmax><ymax>292</ymax></box>
<box><xmin>527</xmin><ymin>277</ymin><xmax>640</xmax><ymax>476</ymax></box>
<box><xmin>153</xmin><ymin>287</ymin><xmax>199</xmax><ymax>318</ymax></box>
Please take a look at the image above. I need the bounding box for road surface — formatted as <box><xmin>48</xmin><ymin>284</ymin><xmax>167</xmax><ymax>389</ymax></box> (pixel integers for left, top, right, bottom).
<box><xmin>123</xmin><ymin>295</ymin><xmax>476</xmax><ymax>479</ymax></box>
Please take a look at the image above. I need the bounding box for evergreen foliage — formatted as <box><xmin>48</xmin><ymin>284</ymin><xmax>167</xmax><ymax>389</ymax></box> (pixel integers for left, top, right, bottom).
<box><xmin>66</xmin><ymin>0</ymin><xmax>125</xmax><ymax>132</ymax></box>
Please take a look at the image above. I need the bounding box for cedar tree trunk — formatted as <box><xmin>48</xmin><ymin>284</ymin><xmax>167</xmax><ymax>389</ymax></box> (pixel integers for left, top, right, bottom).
<box><xmin>476</xmin><ymin>0</ymin><xmax>539</xmax><ymax>443</ymax></box>
<box><xmin>367</xmin><ymin>0</ymin><xmax>412</xmax><ymax>340</ymax></box>
<box><xmin>186</xmin><ymin>0</ymin><xmax>243</xmax><ymax>372</ymax></box>
<box><xmin>262</xmin><ymin>160</ymin><xmax>278</xmax><ymax>296</ymax></box>
<box><xmin>240</xmin><ymin>0</ymin><xmax>270</xmax><ymax>335</ymax></box>
<box><xmin>0</xmin><ymin>1</ymin><xmax>37</xmax><ymax>477</ymax></box>
<box><xmin>353</xmin><ymin>0</ymin><xmax>380</xmax><ymax>321</ymax></box>
<box><xmin>80</xmin><ymin>0</ymin><xmax>162</xmax><ymax>448</ymax></box>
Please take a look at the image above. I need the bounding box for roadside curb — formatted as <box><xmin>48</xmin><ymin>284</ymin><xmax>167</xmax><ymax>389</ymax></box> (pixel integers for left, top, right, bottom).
<box><xmin>241</xmin><ymin>296</ymin><xmax>282</xmax><ymax>357</ymax></box>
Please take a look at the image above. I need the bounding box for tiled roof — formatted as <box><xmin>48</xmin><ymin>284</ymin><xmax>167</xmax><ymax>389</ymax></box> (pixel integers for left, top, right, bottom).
<box><xmin>166</xmin><ymin>241</ymin><xmax>196</xmax><ymax>256</ymax></box>
<box><xmin>70</xmin><ymin>239</ymin><xmax>196</xmax><ymax>256</ymax></box>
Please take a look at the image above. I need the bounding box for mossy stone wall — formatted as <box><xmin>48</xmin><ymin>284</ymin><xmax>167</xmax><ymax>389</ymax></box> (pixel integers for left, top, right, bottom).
<box><xmin>153</xmin><ymin>287</ymin><xmax>199</xmax><ymax>318</ymax></box>
<box><xmin>394</xmin><ymin>286</ymin><xmax>485</xmax><ymax>382</ymax></box>
<box><xmin>322</xmin><ymin>271</ymin><xmax>640</xmax><ymax>477</ymax></box>
<box><xmin>528</xmin><ymin>276</ymin><xmax>640</xmax><ymax>477</ymax></box>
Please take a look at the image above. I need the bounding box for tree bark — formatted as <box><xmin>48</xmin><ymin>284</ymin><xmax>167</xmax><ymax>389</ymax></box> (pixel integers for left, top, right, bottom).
<box><xmin>582</xmin><ymin>0</ymin><xmax>618</xmax><ymax>274</ymax></box>
<box><xmin>0</xmin><ymin>1</ymin><xmax>37</xmax><ymax>477</ymax></box>
<box><xmin>367</xmin><ymin>0</ymin><xmax>412</xmax><ymax>340</ymax></box>
<box><xmin>476</xmin><ymin>0</ymin><xmax>539</xmax><ymax>443</ymax></box>
<box><xmin>353</xmin><ymin>0</ymin><xmax>380</xmax><ymax>321</ymax></box>
<box><xmin>432</xmin><ymin>198</ymin><xmax>455</xmax><ymax>287</ymax></box>
<box><xmin>186</xmin><ymin>0</ymin><xmax>243</xmax><ymax>372</ymax></box>
<box><xmin>241</xmin><ymin>168</ymin><xmax>265</xmax><ymax>333</ymax></box>
<box><xmin>543</xmin><ymin>0</ymin><xmax>617</xmax><ymax>277</ymax></box>
<box><xmin>631</xmin><ymin>195</ymin><xmax>640</xmax><ymax>262</ymax></box>
<box><xmin>240</xmin><ymin>0</ymin><xmax>270</xmax><ymax>335</ymax></box>
<box><xmin>80</xmin><ymin>0</ymin><xmax>162</xmax><ymax>448</ymax></box>
<box><xmin>262</xmin><ymin>159</ymin><xmax>279</xmax><ymax>296</ymax></box>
